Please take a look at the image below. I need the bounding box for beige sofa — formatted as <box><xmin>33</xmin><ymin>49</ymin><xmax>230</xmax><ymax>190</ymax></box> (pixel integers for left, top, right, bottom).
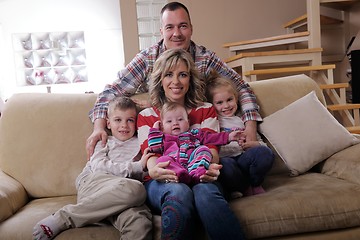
<box><xmin>1</xmin><ymin>74</ymin><xmax>360</xmax><ymax>240</ymax></box>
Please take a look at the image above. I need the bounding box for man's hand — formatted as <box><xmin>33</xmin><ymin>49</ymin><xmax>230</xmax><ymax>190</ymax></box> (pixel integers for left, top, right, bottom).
<box><xmin>244</xmin><ymin>120</ymin><xmax>258</xmax><ymax>142</ymax></box>
<box><xmin>86</xmin><ymin>118</ymin><xmax>108</xmax><ymax>160</ymax></box>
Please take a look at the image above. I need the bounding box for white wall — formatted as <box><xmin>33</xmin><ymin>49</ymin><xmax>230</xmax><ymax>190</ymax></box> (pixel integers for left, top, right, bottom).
<box><xmin>0</xmin><ymin>0</ymin><xmax>124</xmax><ymax>100</ymax></box>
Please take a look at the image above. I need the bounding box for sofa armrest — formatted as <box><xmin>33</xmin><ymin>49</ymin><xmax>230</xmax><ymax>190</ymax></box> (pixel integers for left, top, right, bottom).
<box><xmin>0</xmin><ymin>170</ymin><xmax>28</xmax><ymax>222</ymax></box>
<box><xmin>320</xmin><ymin>137</ymin><xmax>360</xmax><ymax>185</ymax></box>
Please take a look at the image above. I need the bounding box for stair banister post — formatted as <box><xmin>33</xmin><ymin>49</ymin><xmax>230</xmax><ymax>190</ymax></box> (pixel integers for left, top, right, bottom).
<box><xmin>307</xmin><ymin>0</ymin><xmax>322</xmax><ymax>65</ymax></box>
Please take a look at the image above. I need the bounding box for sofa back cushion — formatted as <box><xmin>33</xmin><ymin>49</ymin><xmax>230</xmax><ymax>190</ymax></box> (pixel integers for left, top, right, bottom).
<box><xmin>248</xmin><ymin>74</ymin><xmax>325</xmax><ymax>175</ymax></box>
<box><xmin>0</xmin><ymin>93</ymin><xmax>97</xmax><ymax>198</ymax></box>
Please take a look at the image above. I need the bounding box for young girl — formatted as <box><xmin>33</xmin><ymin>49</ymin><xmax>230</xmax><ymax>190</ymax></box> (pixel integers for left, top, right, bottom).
<box><xmin>206</xmin><ymin>73</ymin><xmax>275</xmax><ymax>197</ymax></box>
<box><xmin>148</xmin><ymin>101</ymin><xmax>243</xmax><ymax>185</ymax></box>
<box><xmin>33</xmin><ymin>97</ymin><xmax>153</xmax><ymax>240</ymax></box>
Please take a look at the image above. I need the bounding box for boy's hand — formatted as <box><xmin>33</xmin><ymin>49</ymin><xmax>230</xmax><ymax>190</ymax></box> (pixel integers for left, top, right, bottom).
<box><xmin>140</xmin><ymin>148</ymin><xmax>155</xmax><ymax>171</ymax></box>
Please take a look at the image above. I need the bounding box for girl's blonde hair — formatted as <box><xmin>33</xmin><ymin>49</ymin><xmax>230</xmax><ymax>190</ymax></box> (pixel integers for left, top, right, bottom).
<box><xmin>205</xmin><ymin>70</ymin><xmax>239</xmax><ymax>104</ymax></box>
<box><xmin>149</xmin><ymin>49</ymin><xmax>206</xmax><ymax>109</ymax></box>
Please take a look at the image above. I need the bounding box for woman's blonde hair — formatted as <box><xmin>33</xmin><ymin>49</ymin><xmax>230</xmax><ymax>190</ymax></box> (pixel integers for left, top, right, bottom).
<box><xmin>205</xmin><ymin>70</ymin><xmax>238</xmax><ymax>104</ymax></box>
<box><xmin>149</xmin><ymin>49</ymin><xmax>206</xmax><ymax>109</ymax></box>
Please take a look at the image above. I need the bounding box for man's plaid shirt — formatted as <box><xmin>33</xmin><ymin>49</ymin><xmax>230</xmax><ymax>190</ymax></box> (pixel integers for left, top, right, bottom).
<box><xmin>89</xmin><ymin>39</ymin><xmax>262</xmax><ymax>123</ymax></box>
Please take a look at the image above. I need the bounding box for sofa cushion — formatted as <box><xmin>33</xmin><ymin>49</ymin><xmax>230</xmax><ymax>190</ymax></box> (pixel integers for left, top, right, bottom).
<box><xmin>258</xmin><ymin>91</ymin><xmax>360</xmax><ymax>176</ymax></box>
<box><xmin>230</xmin><ymin>173</ymin><xmax>360</xmax><ymax>239</ymax></box>
<box><xmin>0</xmin><ymin>171</ymin><xmax>28</xmax><ymax>222</ymax></box>
<box><xmin>320</xmin><ymin>136</ymin><xmax>360</xmax><ymax>185</ymax></box>
<box><xmin>249</xmin><ymin>74</ymin><xmax>326</xmax><ymax>175</ymax></box>
<box><xmin>0</xmin><ymin>93</ymin><xmax>97</xmax><ymax>198</ymax></box>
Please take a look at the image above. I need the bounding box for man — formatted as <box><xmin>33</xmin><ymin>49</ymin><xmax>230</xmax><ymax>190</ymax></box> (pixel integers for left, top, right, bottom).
<box><xmin>87</xmin><ymin>1</ymin><xmax>261</xmax><ymax>160</ymax></box>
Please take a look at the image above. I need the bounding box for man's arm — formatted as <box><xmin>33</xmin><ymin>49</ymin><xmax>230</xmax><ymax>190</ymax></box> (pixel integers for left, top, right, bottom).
<box><xmin>205</xmin><ymin>51</ymin><xmax>261</xmax><ymax>141</ymax></box>
<box><xmin>87</xmin><ymin>52</ymin><xmax>150</xmax><ymax>158</ymax></box>
<box><xmin>86</xmin><ymin>118</ymin><xmax>108</xmax><ymax>160</ymax></box>
<box><xmin>195</xmin><ymin>46</ymin><xmax>262</xmax><ymax>123</ymax></box>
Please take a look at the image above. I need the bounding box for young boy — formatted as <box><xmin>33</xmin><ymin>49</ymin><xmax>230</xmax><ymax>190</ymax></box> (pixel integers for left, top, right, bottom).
<box><xmin>148</xmin><ymin>101</ymin><xmax>243</xmax><ymax>185</ymax></box>
<box><xmin>206</xmin><ymin>73</ymin><xmax>274</xmax><ymax>197</ymax></box>
<box><xmin>33</xmin><ymin>97</ymin><xmax>153</xmax><ymax>240</ymax></box>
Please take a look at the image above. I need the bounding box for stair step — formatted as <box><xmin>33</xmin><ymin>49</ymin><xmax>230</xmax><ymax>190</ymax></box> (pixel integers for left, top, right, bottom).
<box><xmin>225</xmin><ymin>48</ymin><xmax>323</xmax><ymax>63</ymax></box>
<box><xmin>346</xmin><ymin>126</ymin><xmax>360</xmax><ymax>134</ymax></box>
<box><xmin>327</xmin><ymin>104</ymin><xmax>360</xmax><ymax>111</ymax></box>
<box><xmin>223</xmin><ymin>32</ymin><xmax>310</xmax><ymax>52</ymax></box>
<box><xmin>320</xmin><ymin>0</ymin><xmax>358</xmax><ymax>10</ymax></box>
<box><xmin>244</xmin><ymin>64</ymin><xmax>335</xmax><ymax>76</ymax></box>
<box><xmin>319</xmin><ymin>82</ymin><xmax>350</xmax><ymax>90</ymax></box>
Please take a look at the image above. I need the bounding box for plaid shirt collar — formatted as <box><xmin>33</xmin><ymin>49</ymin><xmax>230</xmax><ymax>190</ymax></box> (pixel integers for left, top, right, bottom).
<box><xmin>159</xmin><ymin>39</ymin><xmax>197</xmax><ymax>60</ymax></box>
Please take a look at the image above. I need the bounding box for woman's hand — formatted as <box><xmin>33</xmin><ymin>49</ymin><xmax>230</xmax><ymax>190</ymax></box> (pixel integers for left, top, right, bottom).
<box><xmin>148</xmin><ymin>158</ymin><xmax>178</xmax><ymax>183</ymax></box>
<box><xmin>200</xmin><ymin>163</ymin><xmax>222</xmax><ymax>183</ymax></box>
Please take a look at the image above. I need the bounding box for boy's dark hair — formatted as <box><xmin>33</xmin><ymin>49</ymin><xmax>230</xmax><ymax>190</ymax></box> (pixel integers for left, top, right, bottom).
<box><xmin>161</xmin><ymin>2</ymin><xmax>191</xmax><ymax>23</ymax></box>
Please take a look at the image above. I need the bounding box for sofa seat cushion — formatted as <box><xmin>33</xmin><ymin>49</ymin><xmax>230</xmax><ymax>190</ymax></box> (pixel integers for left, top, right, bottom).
<box><xmin>321</xmin><ymin>139</ymin><xmax>360</xmax><ymax>185</ymax></box>
<box><xmin>0</xmin><ymin>195</ymin><xmax>119</xmax><ymax>240</ymax></box>
<box><xmin>230</xmin><ymin>173</ymin><xmax>360</xmax><ymax>239</ymax></box>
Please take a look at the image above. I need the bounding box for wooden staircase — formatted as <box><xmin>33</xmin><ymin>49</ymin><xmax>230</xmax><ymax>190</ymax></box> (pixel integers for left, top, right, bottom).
<box><xmin>222</xmin><ymin>0</ymin><xmax>360</xmax><ymax>134</ymax></box>
<box><xmin>319</xmin><ymin>82</ymin><xmax>360</xmax><ymax>133</ymax></box>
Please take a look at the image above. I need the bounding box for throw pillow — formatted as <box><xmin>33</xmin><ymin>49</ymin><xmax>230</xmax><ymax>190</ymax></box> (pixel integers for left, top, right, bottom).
<box><xmin>258</xmin><ymin>91</ymin><xmax>360</xmax><ymax>176</ymax></box>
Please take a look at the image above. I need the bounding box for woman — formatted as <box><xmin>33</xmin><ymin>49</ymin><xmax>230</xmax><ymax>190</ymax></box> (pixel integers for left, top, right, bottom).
<box><xmin>137</xmin><ymin>49</ymin><xmax>246</xmax><ymax>240</ymax></box>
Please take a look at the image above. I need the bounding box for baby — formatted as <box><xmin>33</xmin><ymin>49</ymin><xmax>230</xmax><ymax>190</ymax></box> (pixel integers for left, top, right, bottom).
<box><xmin>148</xmin><ymin>101</ymin><xmax>243</xmax><ymax>185</ymax></box>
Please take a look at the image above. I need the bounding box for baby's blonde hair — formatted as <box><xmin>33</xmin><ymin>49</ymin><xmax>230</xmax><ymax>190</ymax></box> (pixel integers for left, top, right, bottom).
<box><xmin>160</xmin><ymin>102</ymin><xmax>188</xmax><ymax>121</ymax></box>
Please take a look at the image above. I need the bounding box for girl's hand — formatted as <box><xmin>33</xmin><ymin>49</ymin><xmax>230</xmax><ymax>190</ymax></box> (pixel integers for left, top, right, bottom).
<box><xmin>200</xmin><ymin>163</ymin><xmax>222</xmax><ymax>183</ymax></box>
<box><xmin>148</xmin><ymin>161</ymin><xmax>178</xmax><ymax>183</ymax></box>
<box><xmin>229</xmin><ymin>130</ymin><xmax>246</xmax><ymax>142</ymax></box>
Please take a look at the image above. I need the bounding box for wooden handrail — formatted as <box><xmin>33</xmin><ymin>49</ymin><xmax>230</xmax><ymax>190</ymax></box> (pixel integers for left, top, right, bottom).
<box><xmin>223</xmin><ymin>32</ymin><xmax>310</xmax><ymax>48</ymax></box>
